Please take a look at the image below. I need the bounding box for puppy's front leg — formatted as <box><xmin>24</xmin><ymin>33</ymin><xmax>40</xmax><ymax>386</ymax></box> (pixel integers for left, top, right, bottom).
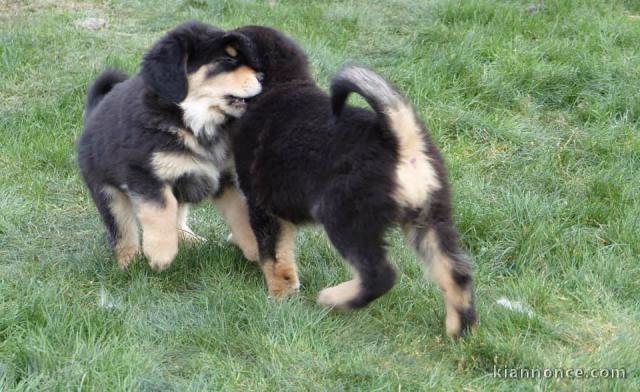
<box><xmin>249</xmin><ymin>206</ymin><xmax>300</xmax><ymax>298</ymax></box>
<box><xmin>134</xmin><ymin>185</ymin><xmax>179</xmax><ymax>271</ymax></box>
<box><xmin>214</xmin><ymin>185</ymin><xmax>259</xmax><ymax>262</ymax></box>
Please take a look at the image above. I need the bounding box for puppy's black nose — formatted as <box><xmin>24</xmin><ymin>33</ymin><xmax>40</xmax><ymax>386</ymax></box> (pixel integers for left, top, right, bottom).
<box><xmin>256</xmin><ymin>72</ymin><xmax>265</xmax><ymax>82</ymax></box>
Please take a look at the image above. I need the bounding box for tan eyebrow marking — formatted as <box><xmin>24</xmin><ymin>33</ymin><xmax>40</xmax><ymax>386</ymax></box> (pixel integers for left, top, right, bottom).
<box><xmin>225</xmin><ymin>45</ymin><xmax>238</xmax><ymax>57</ymax></box>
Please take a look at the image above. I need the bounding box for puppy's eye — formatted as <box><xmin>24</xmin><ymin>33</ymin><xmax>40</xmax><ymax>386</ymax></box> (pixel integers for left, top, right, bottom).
<box><xmin>205</xmin><ymin>59</ymin><xmax>238</xmax><ymax>78</ymax></box>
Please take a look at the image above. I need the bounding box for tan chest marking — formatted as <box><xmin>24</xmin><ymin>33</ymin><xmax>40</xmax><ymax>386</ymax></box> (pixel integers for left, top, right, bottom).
<box><xmin>151</xmin><ymin>151</ymin><xmax>218</xmax><ymax>182</ymax></box>
<box><xmin>175</xmin><ymin>128</ymin><xmax>210</xmax><ymax>157</ymax></box>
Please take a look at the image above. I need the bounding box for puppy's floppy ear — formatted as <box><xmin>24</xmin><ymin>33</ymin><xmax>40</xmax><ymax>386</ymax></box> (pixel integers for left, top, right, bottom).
<box><xmin>141</xmin><ymin>30</ymin><xmax>189</xmax><ymax>103</ymax></box>
<box><xmin>217</xmin><ymin>32</ymin><xmax>261</xmax><ymax>70</ymax></box>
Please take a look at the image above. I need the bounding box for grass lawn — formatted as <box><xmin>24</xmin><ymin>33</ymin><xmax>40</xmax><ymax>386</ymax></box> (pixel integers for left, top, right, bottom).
<box><xmin>1</xmin><ymin>0</ymin><xmax>639</xmax><ymax>390</ymax></box>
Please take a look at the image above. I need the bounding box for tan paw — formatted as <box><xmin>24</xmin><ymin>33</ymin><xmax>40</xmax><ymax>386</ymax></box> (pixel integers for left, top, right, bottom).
<box><xmin>148</xmin><ymin>254</ymin><xmax>176</xmax><ymax>272</ymax></box>
<box><xmin>227</xmin><ymin>233</ymin><xmax>259</xmax><ymax>263</ymax></box>
<box><xmin>262</xmin><ymin>259</ymin><xmax>300</xmax><ymax>298</ymax></box>
<box><xmin>115</xmin><ymin>244</ymin><xmax>139</xmax><ymax>269</ymax></box>
<box><xmin>144</xmin><ymin>239</ymin><xmax>178</xmax><ymax>272</ymax></box>
<box><xmin>317</xmin><ymin>279</ymin><xmax>361</xmax><ymax>310</ymax></box>
<box><xmin>240</xmin><ymin>246</ymin><xmax>259</xmax><ymax>263</ymax></box>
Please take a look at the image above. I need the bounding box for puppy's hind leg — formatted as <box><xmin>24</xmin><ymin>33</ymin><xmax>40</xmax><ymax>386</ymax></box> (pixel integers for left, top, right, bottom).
<box><xmin>317</xmin><ymin>220</ymin><xmax>397</xmax><ymax>310</ymax></box>
<box><xmin>404</xmin><ymin>223</ymin><xmax>477</xmax><ymax>338</ymax></box>
<box><xmin>96</xmin><ymin>185</ymin><xmax>140</xmax><ymax>268</ymax></box>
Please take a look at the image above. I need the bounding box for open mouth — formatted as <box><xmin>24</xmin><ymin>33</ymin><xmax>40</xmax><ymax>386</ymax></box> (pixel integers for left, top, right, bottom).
<box><xmin>225</xmin><ymin>95</ymin><xmax>253</xmax><ymax>109</ymax></box>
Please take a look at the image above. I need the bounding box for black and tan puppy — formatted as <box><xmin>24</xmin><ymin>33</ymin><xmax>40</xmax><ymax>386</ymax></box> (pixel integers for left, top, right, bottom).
<box><xmin>230</xmin><ymin>26</ymin><xmax>477</xmax><ymax>337</ymax></box>
<box><xmin>78</xmin><ymin>21</ymin><xmax>262</xmax><ymax>271</ymax></box>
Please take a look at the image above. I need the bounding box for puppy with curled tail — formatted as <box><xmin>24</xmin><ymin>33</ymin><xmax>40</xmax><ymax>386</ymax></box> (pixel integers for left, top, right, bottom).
<box><xmin>230</xmin><ymin>26</ymin><xmax>477</xmax><ymax>338</ymax></box>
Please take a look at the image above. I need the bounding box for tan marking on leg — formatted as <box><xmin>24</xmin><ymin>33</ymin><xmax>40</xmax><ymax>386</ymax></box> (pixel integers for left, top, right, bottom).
<box><xmin>387</xmin><ymin>105</ymin><xmax>441</xmax><ymax>208</ymax></box>
<box><xmin>423</xmin><ymin>230</ymin><xmax>474</xmax><ymax>337</ymax></box>
<box><xmin>177</xmin><ymin>203</ymin><xmax>206</xmax><ymax>244</ymax></box>
<box><xmin>135</xmin><ymin>186</ymin><xmax>179</xmax><ymax>271</ymax></box>
<box><xmin>215</xmin><ymin>187</ymin><xmax>259</xmax><ymax>262</ymax></box>
<box><xmin>262</xmin><ymin>220</ymin><xmax>300</xmax><ymax>297</ymax></box>
<box><xmin>317</xmin><ymin>270</ymin><xmax>361</xmax><ymax>309</ymax></box>
<box><xmin>103</xmin><ymin>185</ymin><xmax>140</xmax><ymax>269</ymax></box>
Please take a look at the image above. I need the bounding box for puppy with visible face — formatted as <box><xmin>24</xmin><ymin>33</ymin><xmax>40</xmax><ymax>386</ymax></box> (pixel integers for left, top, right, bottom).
<box><xmin>78</xmin><ymin>21</ymin><xmax>262</xmax><ymax>271</ymax></box>
<box><xmin>229</xmin><ymin>26</ymin><xmax>477</xmax><ymax>338</ymax></box>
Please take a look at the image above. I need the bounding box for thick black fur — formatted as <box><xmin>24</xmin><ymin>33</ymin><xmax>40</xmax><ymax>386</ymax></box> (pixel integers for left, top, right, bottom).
<box><xmin>78</xmin><ymin>21</ymin><xmax>261</xmax><ymax>264</ymax></box>
<box><xmin>230</xmin><ymin>26</ymin><xmax>476</xmax><ymax>336</ymax></box>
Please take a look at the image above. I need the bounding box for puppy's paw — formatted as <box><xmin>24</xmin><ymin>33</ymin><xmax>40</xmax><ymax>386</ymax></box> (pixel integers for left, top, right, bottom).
<box><xmin>115</xmin><ymin>244</ymin><xmax>139</xmax><ymax>269</ymax></box>
<box><xmin>241</xmin><ymin>247</ymin><xmax>260</xmax><ymax>263</ymax></box>
<box><xmin>144</xmin><ymin>238</ymin><xmax>178</xmax><ymax>272</ymax></box>
<box><xmin>267</xmin><ymin>279</ymin><xmax>301</xmax><ymax>298</ymax></box>
<box><xmin>446</xmin><ymin>306</ymin><xmax>478</xmax><ymax>338</ymax></box>
<box><xmin>227</xmin><ymin>233</ymin><xmax>259</xmax><ymax>263</ymax></box>
<box><xmin>148</xmin><ymin>255</ymin><xmax>176</xmax><ymax>272</ymax></box>
<box><xmin>317</xmin><ymin>279</ymin><xmax>361</xmax><ymax>310</ymax></box>
<box><xmin>178</xmin><ymin>228</ymin><xmax>207</xmax><ymax>244</ymax></box>
<box><xmin>262</xmin><ymin>260</ymin><xmax>300</xmax><ymax>298</ymax></box>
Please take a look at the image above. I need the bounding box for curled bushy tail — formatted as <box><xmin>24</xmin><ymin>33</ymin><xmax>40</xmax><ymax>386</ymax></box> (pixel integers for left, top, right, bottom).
<box><xmin>330</xmin><ymin>65</ymin><xmax>407</xmax><ymax>119</ymax></box>
<box><xmin>331</xmin><ymin>66</ymin><xmax>440</xmax><ymax>209</ymax></box>
<box><xmin>85</xmin><ymin>69</ymin><xmax>129</xmax><ymax>120</ymax></box>
<box><xmin>330</xmin><ymin>66</ymin><xmax>424</xmax><ymax>158</ymax></box>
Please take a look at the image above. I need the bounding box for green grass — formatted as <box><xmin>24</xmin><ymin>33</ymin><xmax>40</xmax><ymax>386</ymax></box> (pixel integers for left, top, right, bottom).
<box><xmin>1</xmin><ymin>0</ymin><xmax>639</xmax><ymax>390</ymax></box>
